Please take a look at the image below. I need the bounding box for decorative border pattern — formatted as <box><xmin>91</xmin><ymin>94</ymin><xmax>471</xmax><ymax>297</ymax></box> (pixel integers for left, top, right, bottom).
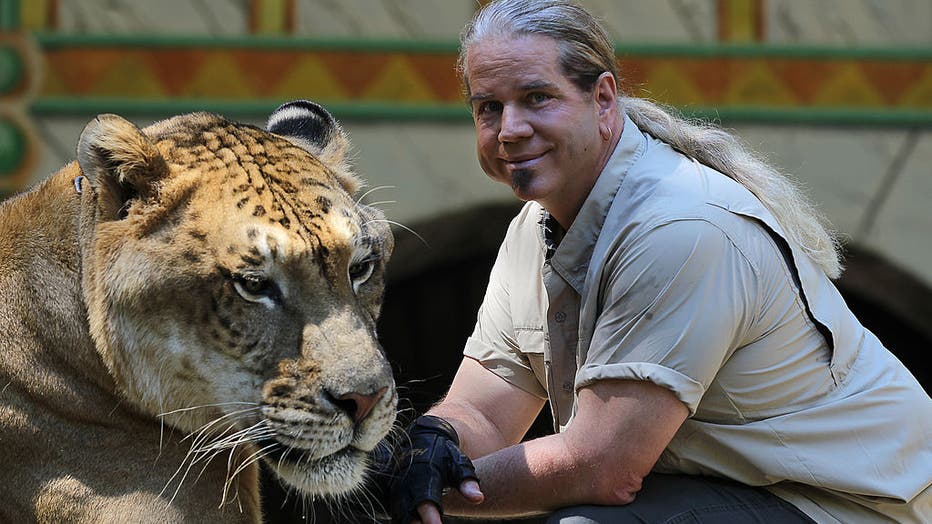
<box><xmin>27</xmin><ymin>36</ymin><xmax>932</xmax><ymax>126</ymax></box>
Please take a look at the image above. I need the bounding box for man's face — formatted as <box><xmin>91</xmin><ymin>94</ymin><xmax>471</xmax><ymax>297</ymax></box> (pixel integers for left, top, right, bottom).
<box><xmin>465</xmin><ymin>34</ymin><xmax>605</xmax><ymax>220</ymax></box>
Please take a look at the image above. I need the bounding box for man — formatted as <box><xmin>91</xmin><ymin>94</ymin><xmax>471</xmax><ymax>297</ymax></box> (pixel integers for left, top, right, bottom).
<box><xmin>377</xmin><ymin>1</ymin><xmax>932</xmax><ymax>523</ymax></box>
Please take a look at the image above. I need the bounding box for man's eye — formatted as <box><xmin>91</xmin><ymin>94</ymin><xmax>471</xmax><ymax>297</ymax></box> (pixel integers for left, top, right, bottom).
<box><xmin>476</xmin><ymin>101</ymin><xmax>502</xmax><ymax>116</ymax></box>
<box><xmin>528</xmin><ymin>92</ymin><xmax>550</xmax><ymax>104</ymax></box>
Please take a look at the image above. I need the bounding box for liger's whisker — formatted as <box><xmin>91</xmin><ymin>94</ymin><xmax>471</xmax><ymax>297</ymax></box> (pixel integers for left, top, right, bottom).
<box><xmin>160</xmin><ymin>409</ymin><xmax>260</xmax><ymax>504</ymax></box>
<box><xmin>205</xmin><ymin>425</ymin><xmax>272</xmax><ymax>452</ymax></box>
<box><xmin>189</xmin><ymin>417</ymin><xmax>266</xmax><ymax>451</ymax></box>
<box><xmin>219</xmin><ymin>445</ymin><xmax>246</xmax><ymax>507</ymax></box>
<box><xmin>355</xmin><ymin>185</ymin><xmax>396</xmax><ymax>205</ymax></box>
<box><xmin>157</xmin><ymin>402</ymin><xmax>259</xmax><ymax>418</ymax></box>
<box><xmin>365</xmin><ymin>218</ymin><xmax>429</xmax><ymax>248</ymax></box>
<box><xmin>220</xmin><ymin>422</ymin><xmax>269</xmax><ymax>469</ymax></box>
<box><xmin>220</xmin><ymin>442</ymin><xmax>278</xmax><ymax>507</ymax></box>
<box><xmin>231</xmin><ymin>442</ymin><xmax>279</xmax><ymax>481</ymax></box>
<box><xmin>364</xmin><ymin>200</ymin><xmax>396</xmax><ymax>208</ymax></box>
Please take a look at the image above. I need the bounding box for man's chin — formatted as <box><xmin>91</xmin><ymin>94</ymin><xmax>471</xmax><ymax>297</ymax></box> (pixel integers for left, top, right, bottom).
<box><xmin>510</xmin><ymin>168</ymin><xmax>534</xmax><ymax>193</ymax></box>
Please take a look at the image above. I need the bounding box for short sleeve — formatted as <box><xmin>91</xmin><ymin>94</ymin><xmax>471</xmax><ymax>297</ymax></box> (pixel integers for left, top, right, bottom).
<box><xmin>464</xmin><ymin>227</ymin><xmax>548</xmax><ymax>399</ymax></box>
<box><xmin>576</xmin><ymin>218</ymin><xmax>758</xmax><ymax>414</ymax></box>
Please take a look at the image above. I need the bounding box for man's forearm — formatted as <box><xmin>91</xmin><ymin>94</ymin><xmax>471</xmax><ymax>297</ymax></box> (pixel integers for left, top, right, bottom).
<box><xmin>440</xmin><ymin>432</ymin><xmax>611</xmax><ymax>518</ymax></box>
<box><xmin>425</xmin><ymin>358</ymin><xmax>548</xmax><ymax>460</ymax></box>
<box><xmin>426</xmin><ymin>401</ymin><xmax>516</xmax><ymax>459</ymax></box>
<box><xmin>418</xmin><ymin>372</ymin><xmax>687</xmax><ymax>520</ymax></box>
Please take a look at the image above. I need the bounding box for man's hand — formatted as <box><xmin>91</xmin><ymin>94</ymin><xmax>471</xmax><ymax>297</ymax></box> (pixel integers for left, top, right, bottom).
<box><xmin>390</xmin><ymin>415</ymin><xmax>484</xmax><ymax>523</ymax></box>
<box><xmin>412</xmin><ymin>479</ymin><xmax>483</xmax><ymax>524</ymax></box>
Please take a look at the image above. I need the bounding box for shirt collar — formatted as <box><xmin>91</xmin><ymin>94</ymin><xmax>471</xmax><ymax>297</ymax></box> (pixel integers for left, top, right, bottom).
<box><xmin>544</xmin><ymin>112</ymin><xmax>646</xmax><ymax>294</ymax></box>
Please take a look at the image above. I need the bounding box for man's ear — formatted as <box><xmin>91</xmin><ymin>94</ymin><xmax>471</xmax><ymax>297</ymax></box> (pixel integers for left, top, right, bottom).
<box><xmin>595</xmin><ymin>72</ymin><xmax>618</xmax><ymax>117</ymax></box>
<box><xmin>266</xmin><ymin>99</ymin><xmax>361</xmax><ymax>194</ymax></box>
<box><xmin>76</xmin><ymin>113</ymin><xmax>169</xmax><ymax>220</ymax></box>
<box><xmin>594</xmin><ymin>72</ymin><xmax>619</xmax><ymax>140</ymax></box>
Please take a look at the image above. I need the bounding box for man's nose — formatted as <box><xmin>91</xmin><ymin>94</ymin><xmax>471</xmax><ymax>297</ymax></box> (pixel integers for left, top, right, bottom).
<box><xmin>498</xmin><ymin>105</ymin><xmax>532</xmax><ymax>142</ymax></box>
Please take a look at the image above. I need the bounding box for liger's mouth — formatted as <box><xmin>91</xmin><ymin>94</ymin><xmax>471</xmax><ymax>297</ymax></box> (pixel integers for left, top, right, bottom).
<box><xmin>266</xmin><ymin>442</ymin><xmax>369</xmax><ymax>495</ymax></box>
<box><xmin>257</xmin><ymin>437</ymin><xmax>366</xmax><ymax>469</ymax></box>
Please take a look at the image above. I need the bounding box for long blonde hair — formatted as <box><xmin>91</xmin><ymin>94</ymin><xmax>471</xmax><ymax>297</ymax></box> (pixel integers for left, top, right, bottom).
<box><xmin>621</xmin><ymin>97</ymin><xmax>842</xmax><ymax>277</ymax></box>
<box><xmin>460</xmin><ymin>0</ymin><xmax>842</xmax><ymax>278</ymax></box>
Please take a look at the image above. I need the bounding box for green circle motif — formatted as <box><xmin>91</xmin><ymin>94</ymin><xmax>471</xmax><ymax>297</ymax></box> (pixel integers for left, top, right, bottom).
<box><xmin>0</xmin><ymin>45</ymin><xmax>25</xmax><ymax>95</ymax></box>
<box><xmin>0</xmin><ymin>118</ymin><xmax>27</xmax><ymax>176</ymax></box>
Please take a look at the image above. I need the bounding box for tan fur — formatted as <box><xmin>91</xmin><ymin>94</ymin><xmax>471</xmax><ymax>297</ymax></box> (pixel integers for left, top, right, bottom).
<box><xmin>0</xmin><ymin>109</ymin><xmax>396</xmax><ymax>522</ymax></box>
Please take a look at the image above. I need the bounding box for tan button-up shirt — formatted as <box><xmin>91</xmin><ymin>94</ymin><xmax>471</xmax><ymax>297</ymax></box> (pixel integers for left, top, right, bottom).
<box><xmin>463</xmin><ymin>114</ymin><xmax>932</xmax><ymax>523</ymax></box>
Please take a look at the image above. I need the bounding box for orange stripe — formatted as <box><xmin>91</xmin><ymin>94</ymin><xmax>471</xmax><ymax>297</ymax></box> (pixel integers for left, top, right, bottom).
<box><xmin>754</xmin><ymin>0</ymin><xmax>765</xmax><ymax>41</ymax></box>
<box><xmin>717</xmin><ymin>0</ymin><xmax>730</xmax><ymax>41</ymax></box>
<box><xmin>47</xmin><ymin>0</ymin><xmax>58</xmax><ymax>30</ymax></box>
<box><xmin>285</xmin><ymin>0</ymin><xmax>296</xmax><ymax>34</ymax></box>
<box><xmin>248</xmin><ymin>0</ymin><xmax>260</xmax><ymax>34</ymax></box>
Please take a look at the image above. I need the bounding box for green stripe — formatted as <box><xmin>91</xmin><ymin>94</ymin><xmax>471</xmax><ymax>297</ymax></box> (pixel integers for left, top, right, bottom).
<box><xmin>30</xmin><ymin>99</ymin><xmax>473</xmax><ymax>121</ymax></box>
<box><xmin>681</xmin><ymin>107</ymin><xmax>932</xmax><ymax>128</ymax></box>
<box><xmin>0</xmin><ymin>116</ymin><xmax>27</xmax><ymax>175</ymax></box>
<box><xmin>29</xmin><ymin>98</ymin><xmax>932</xmax><ymax>127</ymax></box>
<box><xmin>34</xmin><ymin>33</ymin><xmax>461</xmax><ymax>54</ymax></box>
<box><xmin>31</xmin><ymin>33</ymin><xmax>932</xmax><ymax>60</ymax></box>
<box><xmin>0</xmin><ymin>43</ymin><xmax>24</xmax><ymax>94</ymax></box>
<box><xmin>0</xmin><ymin>0</ymin><xmax>21</xmax><ymax>31</ymax></box>
<box><xmin>613</xmin><ymin>43</ymin><xmax>932</xmax><ymax>61</ymax></box>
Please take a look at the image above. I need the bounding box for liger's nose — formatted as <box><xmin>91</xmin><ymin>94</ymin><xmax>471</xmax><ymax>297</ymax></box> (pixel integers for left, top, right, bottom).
<box><xmin>333</xmin><ymin>387</ymin><xmax>388</xmax><ymax>423</ymax></box>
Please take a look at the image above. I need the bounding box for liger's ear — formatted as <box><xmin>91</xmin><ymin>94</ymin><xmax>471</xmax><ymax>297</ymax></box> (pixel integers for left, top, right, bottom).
<box><xmin>266</xmin><ymin>100</ymin><xmax>360</xmax><ymax>194</ymax></box>
<box><xmin>76</xmin><ymin>113</ymin><xmax>169</xmax><ymax>220</ymax></box>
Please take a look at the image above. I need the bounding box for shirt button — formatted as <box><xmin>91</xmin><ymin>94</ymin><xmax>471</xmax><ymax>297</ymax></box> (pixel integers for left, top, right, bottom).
<box><xmin>562</xmin><ymin>381</ymin><xmax>573</xmax><ymax>392</ymax></box>
<box><xmin>554</xmin><ymin>311</ymin><xmax>567</xmax><ymax>323</ymax></box>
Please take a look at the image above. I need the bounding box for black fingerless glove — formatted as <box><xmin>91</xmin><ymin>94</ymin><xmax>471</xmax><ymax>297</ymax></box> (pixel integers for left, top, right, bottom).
<box><xmin>390</xmin><ymin>415</ymin><xmax>479</xmax><ymax>523</ymax></box>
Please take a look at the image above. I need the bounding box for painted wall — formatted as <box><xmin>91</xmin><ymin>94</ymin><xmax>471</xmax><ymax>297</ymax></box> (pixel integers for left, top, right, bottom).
<box><xmin>2</xmin><ymin>0</ymin><xmax>930</xmax><ymax>318</ymax></box>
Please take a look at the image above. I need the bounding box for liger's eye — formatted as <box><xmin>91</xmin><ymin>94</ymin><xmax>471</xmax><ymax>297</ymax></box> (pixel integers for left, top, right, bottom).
<box><xmin>348</xmin><ymin>258</ymin><xmax>376</xmax><ymax>291</ymax></box>
<box><xmin>233</xmin><ymin>273</ymin><xmax>280</xmax><ymax>305</ymax></box>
